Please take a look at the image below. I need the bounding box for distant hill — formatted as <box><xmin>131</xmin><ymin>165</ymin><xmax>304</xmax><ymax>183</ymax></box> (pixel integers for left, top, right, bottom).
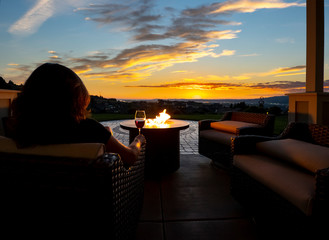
<box><xmin>232</xmin><ymin>96</ymin><xmax>289</xmax><ymax>109</ymax></box>
<box><xmin>157</xmin><ymin>96</ymin><xmax>289</xmax><ymax>107</ymax></box>
<box><xmin>0</xmin><ymin>77</ymin><xmax>23</xmax><ymax>90</ymax></box>
<box><xmin>226</xmin><ymin>96</ymin><xmax>289</xmax><ymax>105</ymax></box>
<box><xmin>119</xmin><ymin>96</ymin><xmax>289</xmax><ymax>110</ymax></box>
<box><xmin>201</xmin><ymin>96</ymin><xmax>289</xmax><ymax>109</ymax></box>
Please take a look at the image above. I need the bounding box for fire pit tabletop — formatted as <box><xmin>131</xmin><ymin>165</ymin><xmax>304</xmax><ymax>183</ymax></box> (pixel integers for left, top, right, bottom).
<box><xmin>120</xmin><ymin>119</ymin><xmax>189</xmax><ymax>130</ymax></box>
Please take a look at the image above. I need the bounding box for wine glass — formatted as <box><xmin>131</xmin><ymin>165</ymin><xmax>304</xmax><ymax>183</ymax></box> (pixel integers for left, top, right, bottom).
<box><xmin>135</xmin><ymin>110</ymin><xmax>146</xmax><ymax>134</ymax></box>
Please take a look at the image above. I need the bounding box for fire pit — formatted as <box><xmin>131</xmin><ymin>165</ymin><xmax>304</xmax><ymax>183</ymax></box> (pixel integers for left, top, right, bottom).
<box><xmin>120</xmin><ymin>111</ymin><xmax>189</xmax><ymax>177</ymax></box>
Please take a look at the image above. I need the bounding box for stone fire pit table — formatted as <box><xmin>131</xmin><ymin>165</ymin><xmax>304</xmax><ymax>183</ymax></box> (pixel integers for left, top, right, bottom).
<box><xmin>120</xmin><ymin>119</ymin><xmax>189</xmax><ymax>177</ymax></box>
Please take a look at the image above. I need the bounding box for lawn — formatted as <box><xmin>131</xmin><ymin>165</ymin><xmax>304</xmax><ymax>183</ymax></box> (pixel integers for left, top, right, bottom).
<box><xmin>91</xmin><ymin>113</ymin><xmax>288</xmax><ymax>135</ymax></box>
<box><xmin>273</xmin><ymin>114</ymin><xmax>288</xmax><ymax>135</ymax></box>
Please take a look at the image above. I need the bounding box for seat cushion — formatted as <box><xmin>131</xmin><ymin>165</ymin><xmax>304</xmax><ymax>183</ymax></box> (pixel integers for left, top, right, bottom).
<box><xmin>233</xmin><ymin>154</ymin><xmax>315</xmax><ymax>216</ymax></box>
<box><xmin>256</xmin><ymin>138</ymin><xmax>329</xmax><ymax>173</ymax></box>
<box><xmin>0</xmin><ymin>136</ymin><xmax>105</xmax><ymax>160</ymax></box>
<box><xmin>210</xmin><ymin>120</ymin><xmax>260</xmax><ymax>134</ymax></box>
<box><xmin>199</xmin><ymin>129</ymin><xmax>236</xmax><ymax>146</ymax></box>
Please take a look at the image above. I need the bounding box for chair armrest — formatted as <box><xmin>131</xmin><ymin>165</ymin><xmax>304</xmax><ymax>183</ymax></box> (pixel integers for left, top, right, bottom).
<box><xmin>231</xmin><ymin>135</ymin><xmax>277</xmax><ymax>155</ymax></box>
<box><xmin>278</xmin><ymin>122</ymin><xmax>313</xmax><ymax>141</ymax></box>
<box><xmin>107</xmin><ymin>143</ymin><xmax>146</xmax><ymax>239</ymax></box>
<box><xmin>198</xmin><ymin>119</ymin><xmax>219</xmax><ymax>130</ymax></box>
<box><xmin>309</xmin><ymin>124</ymin><xmax>329</xmax><ymax>146</ymax></box>
<box><xmin>263</xmin><ymin>114</ymin><xmax>275</xmax><ymax>135</ymax></box>
<box><xmin>314</xmin><ymin>167</ymin><xmax>329</xmax><ymax>216</ymax></box>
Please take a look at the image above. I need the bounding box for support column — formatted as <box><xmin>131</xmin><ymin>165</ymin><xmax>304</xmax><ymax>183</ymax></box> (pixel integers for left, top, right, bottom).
<box><xmin>288</xmin><ymin>0</ymin><xmax>329</xmax><ymax>125</ymax></box>
<box><xmin>306</xmin><ymin>0</ymin><xmax>324</xmax><ymax>92</ymax></box>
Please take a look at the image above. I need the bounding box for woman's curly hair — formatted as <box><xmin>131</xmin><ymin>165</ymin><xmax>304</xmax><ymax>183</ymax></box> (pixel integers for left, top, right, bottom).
<box><xmin>10</xmin><ymin>63</ymin><xmax>90</xmax><ymax>146</ymax></box>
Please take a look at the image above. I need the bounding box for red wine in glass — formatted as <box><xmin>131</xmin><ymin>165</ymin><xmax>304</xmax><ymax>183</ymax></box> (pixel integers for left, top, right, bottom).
<box><xmin>135</xmin><ymin>119</ymin><xmax>145</xmax><ymax>129</ymax></box>
<box><xmin>135</xmin><ymin>110</ymin><xmax>146</xmax><ymax>134</ymax></box>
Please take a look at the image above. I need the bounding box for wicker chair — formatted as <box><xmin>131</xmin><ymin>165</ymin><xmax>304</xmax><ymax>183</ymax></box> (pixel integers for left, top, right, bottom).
<box><xmin>230</xmin><ymin>122</ymin><xmax>329</xmax><ymax>238</ymax></box>
<box><xmin>0</xmin><ymin>136</ymin><xmax>146</xmax><ymax>239</ymax></box>
<box><xmin>199</xmin><ymin>111</ymin><xmax>275</xmax><ymax>167</ymax></box>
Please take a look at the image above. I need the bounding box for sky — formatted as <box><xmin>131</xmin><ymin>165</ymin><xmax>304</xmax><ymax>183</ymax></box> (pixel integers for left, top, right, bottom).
<box><xmin>0</xmin><ymin>0</ymin><xmax>328</xmax><ymax>100</ymax></box>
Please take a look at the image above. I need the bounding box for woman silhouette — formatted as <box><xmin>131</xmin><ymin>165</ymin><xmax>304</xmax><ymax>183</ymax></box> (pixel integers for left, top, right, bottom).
<box><xmin>9</xmin><ymin>63</ymin><xmax>145</xmax><ymax>165</ymax></box>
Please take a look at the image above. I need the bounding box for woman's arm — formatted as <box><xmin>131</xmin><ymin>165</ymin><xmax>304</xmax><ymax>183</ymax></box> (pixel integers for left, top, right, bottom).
<box><xmin>105</xmin><ymin>133</ymin><xmax>146</xmax><ymax>166</ymax></box>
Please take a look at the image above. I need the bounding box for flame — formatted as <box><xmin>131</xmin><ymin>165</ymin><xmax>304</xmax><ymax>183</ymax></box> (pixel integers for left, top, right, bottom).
<box><xmin>145</xmin><ymin>109</ymin><xmax>171</xmax><ymax>128</ymax></box>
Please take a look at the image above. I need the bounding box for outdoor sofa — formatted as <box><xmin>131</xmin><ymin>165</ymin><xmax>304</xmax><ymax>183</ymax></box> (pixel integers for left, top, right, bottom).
<box><xmin>199</xmin><ymin>111</ymin><xmax>275</xmax><ymax>167</ymax></box>
<box><xmin>0</xmin><ymin>135</ymin><xmax>146</xmax><ymax>238</ymax></box>
<box><xmin>230</xmin><ymin>122</ymin><xmax>329</xmax><ymax>237</ymax></box>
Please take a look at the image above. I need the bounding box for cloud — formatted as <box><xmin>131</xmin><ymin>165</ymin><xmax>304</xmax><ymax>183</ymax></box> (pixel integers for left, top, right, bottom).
<box><xmin>7</xmin><ymin>63</ymin><xmax>33</xmax><ymax>72</ymax></box>
<box><xmin>183</xmin><ymin>0</ymin><xmax>305</xmax><ymax>15</ymax></box>
<box><xmin>51</xmin><ymin>42</ymin><xmax>236</xmax><ymax>82</ymax></box>
<box><xmin>260</xmin><ymin>65</ymin><xmax>306</xmax><ymax>77</ymax></box>
<box><xmin>211</xmin><ymin>49</ymin><xmax>236</xmax><ymax>57</ymax></box>
<box><xmin>77</xmin><ymin>0</ymin><xmax>242</xmax><ymax>44</ymax></box>
<box><xmin>8</xmin><ymin>0</ymin><xmax>55</xmax><ymax>35</ymax></box>
<box><xmin>8</xmin><ymin>0</ymin><xmax>90</xmax><ymax>36</ymax></box>
<box><xmin>126</xmin><ymin>82</ymin><xmax>240</xmax><ymax>90</ymax></box>
<box><xmin>77</xmin><ymin>0</ymin><xmax>161</xmax><ymax>33</ymax></box>
<box><xmin>220</xmin><ymin>65</ymin><xmax>306</xmax><ymax>80</ymax></box>
<box><xmin>111</xmin><ymin>43</ymin><xmax>235</xmax><ymax>69</ymax></box>
<box><xmin>47</xmin><ymin>50</ymin><xmax>61</xmax><ymax>59</ymax></box>
<box><xmin>238</xmin><ymin>53</ymin><xmax>261</xmax><ymax>57</ymax></box>
<box><xmin>253</xmin><ymin>80</ymin><xmax>305</xmax><ymax>90</ymax></box>
<box><xmin>82</xmin><ymin>71</ymin><xmax>144</xmax><ymax>82</ymax></box>
<box><xmin>280</xmin><ymin>65</ymin><xmax>306</xmax><ymax>72</ymax></box>
<box><xmin>171</xmin><ymin>70</ymin><xmax>191</xmax><ymax>74</ymax></box>
<box><xmin>126</xmin><ymin>80</ymin><xmax>307</xmax><ymax>93</ymax></box>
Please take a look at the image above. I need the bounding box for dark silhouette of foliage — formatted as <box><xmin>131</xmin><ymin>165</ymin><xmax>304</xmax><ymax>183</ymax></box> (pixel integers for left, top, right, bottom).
<box><xmin>0</xmin><ymin>77</ymin><xmax>23</xmax><ymax>90</ymax></box>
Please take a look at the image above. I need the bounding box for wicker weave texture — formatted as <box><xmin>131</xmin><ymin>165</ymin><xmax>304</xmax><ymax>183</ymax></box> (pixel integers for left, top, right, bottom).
<box><xmin>309</xmin><ymin>124</ymin><xmax>329</xmax><ymax>146</ymax></box>
<box><xmin>112</xmin><ymin>145</ymin><xmax>146</xmax><ymax>240</ymax></box>
<box><xmin>229</xmin><ymin>112</ymin><xmax>269</xmax><ymax>125</ymax></box>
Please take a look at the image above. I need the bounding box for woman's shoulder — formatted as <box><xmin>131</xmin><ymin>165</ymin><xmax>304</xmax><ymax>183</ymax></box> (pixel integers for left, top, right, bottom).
<box><xmin>79</xmin><ymin>118</ymin><xmax>105</xmax><ymax>127</ymax></box>
<box><xmin>81</xmin><ymin>118</ymin><xmax>100</xmax><ymax>124</ymax></box>
<box><xmin>75</xmin><ymin>118</ymin><xmax>111</xmax><ymax>143</ymax></box>
<box><xmin>79</xmin><ymin>118</ymin><xmax>110</xmax><ymax>133</ymax></box>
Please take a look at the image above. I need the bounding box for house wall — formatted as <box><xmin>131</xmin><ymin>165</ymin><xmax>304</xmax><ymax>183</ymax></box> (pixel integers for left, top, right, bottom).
<box><xmin>0</xmin><ymin>89</ymin><xmax>20</xmax><ymax>136</ymax></box>
<box><xmin>288</xmin><ymin>92</ymin><xmax>329</xmax><ymax>125</ymax></box>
